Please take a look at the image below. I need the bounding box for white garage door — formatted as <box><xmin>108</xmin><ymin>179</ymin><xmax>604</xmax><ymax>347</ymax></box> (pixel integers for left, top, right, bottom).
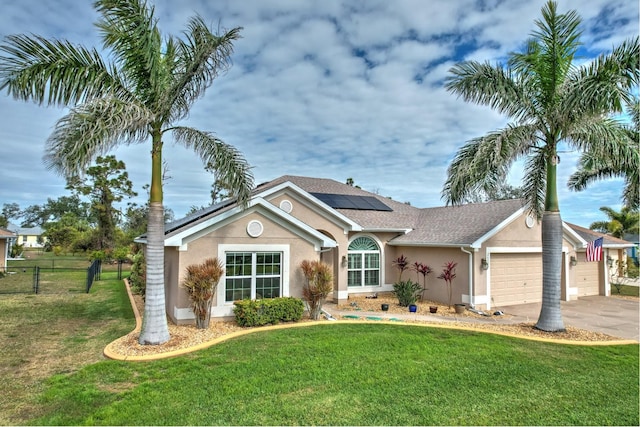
<box><xmin>574</xmin><ymin>252</ymin><xmax>600</xmax><ymax>296</ymax></box>
<box><xmin>491</xmin><ymin>253</ymin><xmax>543</xmax><ymax>307</ymax></box>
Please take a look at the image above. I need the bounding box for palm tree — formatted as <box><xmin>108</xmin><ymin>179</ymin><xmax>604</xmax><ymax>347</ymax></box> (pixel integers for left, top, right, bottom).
<box><xmin>590</xmin><ymin>206</ymin><xmax>639</xmax><ymax>239</ymax></box>
<box><xmin>568</xmin><ymin>98</ymin><xmax>639</xmax><ymax>210</ymax></box>
<box><xmin>442</xmin><ymin>0</ymin><xmax>639</xmax><ymax>331</ymax></box>
<box><xmin>0</xmin><ymin>0</ymin><xmax>254</xmax><ymax>344</ymax></box>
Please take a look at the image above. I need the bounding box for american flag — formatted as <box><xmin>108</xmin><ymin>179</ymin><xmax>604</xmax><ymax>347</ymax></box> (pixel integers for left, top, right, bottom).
<box><xmin>586</xmin><ymin>237</ymin><xmax>604</xmax><ymax>262</ymax></box>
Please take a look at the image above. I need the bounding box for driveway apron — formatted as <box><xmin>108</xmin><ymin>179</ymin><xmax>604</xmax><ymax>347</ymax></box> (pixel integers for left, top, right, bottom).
<box><xmin>500</xmin><ymin>296</ymin><xmax>639</xmax><ymax>341</ymax></box>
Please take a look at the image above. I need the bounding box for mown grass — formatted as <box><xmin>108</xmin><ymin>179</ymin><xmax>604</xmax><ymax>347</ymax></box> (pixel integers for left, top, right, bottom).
<box><xmin>28</xmin><ymin>325</ymin><xmax>640</xmax><ymax>426</ymax></box>
<box><xmin>2</xmin><ymin>251</ymin><xmax>127</xmax><ymax>294</ymax></box>
<box><xmin>611</xmin><ymin>283</ymin><xmax>640</xmax><ymax>297</ymax></box>
<box><xmin>0</xmin><ymin>278</ymin><xmax>134</xmax><ymax>425</ymax></box>
<box><xmin>1</xmin><ymin>253</ymin><xmax>638</xmax><ymax>425</ymax></box>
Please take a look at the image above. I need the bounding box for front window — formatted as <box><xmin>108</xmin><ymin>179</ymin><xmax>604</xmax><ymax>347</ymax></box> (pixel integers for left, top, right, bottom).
<box><xmin>347</xmin><ymin>237</ymin><xmax>380</xmax><ymax>286</ymax></box>
<box><xmin>225</xmin><ymin>252</ymin><xmax>281</xmax><ymax>302</ymax></box>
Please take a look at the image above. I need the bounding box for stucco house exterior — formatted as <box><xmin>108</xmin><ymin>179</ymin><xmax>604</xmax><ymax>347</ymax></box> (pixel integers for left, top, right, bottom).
<box><xmin>141</xmin><ymin>175</ymin><xmax>633</xmax><ymax>324</ymax></box>
<box><xmin>0</xmin><ymin>227</ymin><xmax>17</xmax><ymax>271</ymax></box>
<box><xmin>7</xmin><ymin>223</ymin><xmax>46</xmax><ymax>248</ymax></box>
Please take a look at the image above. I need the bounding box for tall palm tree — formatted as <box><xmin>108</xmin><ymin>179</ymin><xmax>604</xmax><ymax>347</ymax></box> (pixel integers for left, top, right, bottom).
<box><xmin>568</xmin><ymin>99</ymin><xmax>639</xmax><ymax>210</ymax></box>
<box><xmin>589</xmin><ymin>206</ymin><xmax>639</xmax><ymax>239</ymax></box>
<box><xmin>442</xmin><ymin>0</ymin><xmax>639</xmax><ymax>331</ymax></box>
<box><xmin>0</xmin><ymin>0</ymin><xmax>254</xmax><ymax>344</ymax></box>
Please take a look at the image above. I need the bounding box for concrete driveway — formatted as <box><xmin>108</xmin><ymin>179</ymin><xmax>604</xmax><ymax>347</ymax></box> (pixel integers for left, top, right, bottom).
<box><xmin>499</xmin><ymin>296</ymin><xmax>639</xmax><ymax>341</ymax></box>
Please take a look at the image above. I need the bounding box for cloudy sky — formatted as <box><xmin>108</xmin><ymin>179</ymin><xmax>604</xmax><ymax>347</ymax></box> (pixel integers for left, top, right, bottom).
<box><xmin>0</xmin><ymin>0</ymin><xmax>637</xmax><ymax>226</ymax></box>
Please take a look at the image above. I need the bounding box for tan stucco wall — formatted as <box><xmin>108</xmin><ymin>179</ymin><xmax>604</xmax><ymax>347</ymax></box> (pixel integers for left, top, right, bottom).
<box><xmin>381</xmin><ymin>245</ymin><xmax>471</xmax><ymax>307</ymax></box>
<box><xmin>484</xmin><ymin>214</ymin><xmax>542</xmax><ymax>248</ymax></box>
<box><xmin>0</xmin><ymin>240</ymin><xmax>6</xmax><ymax>270</ymax></box>
<box><xmin>165</xmin><ymin>211</ymin><xmax>321</xmax><ymax>324</ymax></box>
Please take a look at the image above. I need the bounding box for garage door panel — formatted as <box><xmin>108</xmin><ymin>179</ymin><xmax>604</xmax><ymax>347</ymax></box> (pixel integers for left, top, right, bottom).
<box><xmin>574</xmin><ymin>253</ymin><xmax>599</xmax><ymax>296</ymax></box>
<box><xmin>491</xmin><ymin>253</ymin><xmax>542</xmax><ymax>307</ymax></box>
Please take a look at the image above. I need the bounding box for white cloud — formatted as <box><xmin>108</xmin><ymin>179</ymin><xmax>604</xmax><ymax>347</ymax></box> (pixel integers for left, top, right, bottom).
<box><xmin>0</xmin><ymin>0</ymin><xmax>636</xmax><ymax>227</ymax></box>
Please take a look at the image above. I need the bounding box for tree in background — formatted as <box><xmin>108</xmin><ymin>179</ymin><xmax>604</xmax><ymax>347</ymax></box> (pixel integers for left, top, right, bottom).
<box><xmin>0</xmin><ymin>0</ymin><xmax>254</xmax><ymax>344</ymax></box>
<box><xmin>66</xmin><ymin>155</ymin><xmax>136</xmax><ymax>250</ymax></box>
<box><xmin>589</xmin><ymin>206</ymin><xmax>639</xmax><ymax>239</ymax></box>
<box><xmin>1</xmin><ymin>203</ymin><xmax>21</xmax><ymax>227</ymax></box>
<box><xmin>20</xmin><ymin>195</ymin><xmax>91</xmax><ymax>228</ymax></box>
<box><xmin>443</xmin><ymin>1</ymin><xmax>638</xmax><ymax>331</ymax></box>
<box><xmin>463</xmin><ymin>183</ymin><xmax>526</xmax><ymax>204</ymax></box>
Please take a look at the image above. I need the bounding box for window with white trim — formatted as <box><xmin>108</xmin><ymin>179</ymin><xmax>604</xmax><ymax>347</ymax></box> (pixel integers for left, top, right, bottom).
<box><xmin>225</xmin><ymin>252</ymin><xmax>282</xmax><ymax>302</ymax></box>
<box><xmin>347</xmin><ymin>236</ymin><xmax>380</xmax><ymax>286</ymax></box>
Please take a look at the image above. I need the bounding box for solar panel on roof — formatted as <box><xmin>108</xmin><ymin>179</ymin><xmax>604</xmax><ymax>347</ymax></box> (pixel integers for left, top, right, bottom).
<box><xmin>310</xmin><ymin>192</ymin><xmax>392</xmax><ymax>211</ymax></box>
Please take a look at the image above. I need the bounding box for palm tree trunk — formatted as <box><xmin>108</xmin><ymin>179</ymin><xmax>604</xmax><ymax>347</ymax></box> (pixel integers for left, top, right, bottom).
<box><xmin>138</xmin><ymin>201</ymin><xmax>170</xmax><ymax>344</ymax></box>
<box><xmin>535</xmin><ymin>211</ymin><xmax>566</xmax><ymax>332</ymax></box>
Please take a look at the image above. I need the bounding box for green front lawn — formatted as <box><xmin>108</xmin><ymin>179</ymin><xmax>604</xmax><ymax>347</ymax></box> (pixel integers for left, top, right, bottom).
<box><xmin>0</xmin><ymin>272</ymin><xmax>637</xmax><ymax>426</ymax></box>
<box><xmin>32</xmin><ymin>327</ymin><xmax>640</xmax><ymax>426</ymax></box>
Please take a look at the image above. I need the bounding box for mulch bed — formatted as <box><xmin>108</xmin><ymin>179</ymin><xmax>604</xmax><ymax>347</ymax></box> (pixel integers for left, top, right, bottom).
<box><xmin>108</xmin><ymin>291</ymin><xmax>632</xmax><ymax>358</ymax></box>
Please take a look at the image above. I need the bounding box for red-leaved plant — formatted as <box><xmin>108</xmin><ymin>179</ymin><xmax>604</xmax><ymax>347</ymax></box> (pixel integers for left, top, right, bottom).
<box><xmin>437</xmin><ymin>261</ymin><xmax>457</xmax><ymax>309</ymax></box>
<box><xmin>392</xmin><ymin>254</ymin><xmax>422</xmax><ymax>307</ymax></box>
<box><xmin>392</xmin><ymin>255</ymin><xmax>409</xmax><ymax>281</ymax></box>
<box><xmin>412</xmin><ymin>261</ymin><xmax>433</xmax><ymax>300</ymax></box>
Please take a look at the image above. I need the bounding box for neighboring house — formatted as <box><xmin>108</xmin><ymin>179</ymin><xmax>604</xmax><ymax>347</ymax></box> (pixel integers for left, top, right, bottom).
<box><xmin>138</xmin><ymin>175</ymin><xmax>634</xmax><ymax>324</ymax></box>
<box><xmin>623</xmin><ymin>233</ymin><xmax>639</xmax><ymax>267</ymax></box>
<box><xmin>7</xmin><ymin>223</ymin><xmax>46</xmax><ymax>248</ymax></box>
<box><xmin>565</xmin><ymin>224</ymin><xmax>636</xmax><ymax>286</ymax></box>
<box><xmin>0</xmin><ymin>227</ymin><xmax>17</xmax><ymax>271</ymax></box>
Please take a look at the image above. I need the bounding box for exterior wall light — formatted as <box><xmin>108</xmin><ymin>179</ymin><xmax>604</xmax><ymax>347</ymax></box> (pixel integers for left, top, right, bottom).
<box><xmin>481</xmin><ymin>258</ymin><xmax>489</xmax><ymax>270</ymax></box>
<box><xmin>606</xmin><ymin>256</ymin><xmax>613</xmax><ymax>268</ymax></box>
<box><xmin>570</xmin><ymin>256</ymin><xmax>577</xmax><ymax>267</ymax></box>
<box><xmin>341</xmin><ymin>255</ymin><xmax>347</xmax><ymax>267</ymax></box>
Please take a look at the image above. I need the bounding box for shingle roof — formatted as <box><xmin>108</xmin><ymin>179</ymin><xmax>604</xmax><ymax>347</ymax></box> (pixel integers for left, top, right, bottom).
<box><xmin>565</xmin><ymin>222</ymin><xmax>635</xmax><ymax>247</ymax></box>
<box><xmin>391</xmin><ymin>199</ymin><xmax>526</xmax><ymax>245</ymax></box>
<box><xmin>165</xmin><ymin>175</ymin><xmax>611</xmax><ymax>249</ymax></box>
<box><xmin>263</xmin><ymin>175</ymin><xmax>526</xmax><ymax>245</ymax></box>
<box><xmin>259</xmin><ymin>175</ymin><xmax>421</xmax><ymax>231</ymax></box>
<box><xmin>7</xmin><ymin>223</ymin><xmax>43</xmax><ymax>235</ymax></box>
<box><xmin>0</xmin><ymin>227</ymin><xmax>16</xmax><ymax>238</ymax></box>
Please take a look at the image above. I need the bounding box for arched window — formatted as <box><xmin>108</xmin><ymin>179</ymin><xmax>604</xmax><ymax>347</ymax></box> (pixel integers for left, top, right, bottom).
<box><xmin>347</xmin><ymin>236</ymin><xmax>380</xmax><ymax>287</ymax></box>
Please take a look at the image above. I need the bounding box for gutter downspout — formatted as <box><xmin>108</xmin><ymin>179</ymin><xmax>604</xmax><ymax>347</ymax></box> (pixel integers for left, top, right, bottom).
<box><xmin>460</xmin><ymin>247</ymin><xmax>474</xmax><ymax>308</ymax></box>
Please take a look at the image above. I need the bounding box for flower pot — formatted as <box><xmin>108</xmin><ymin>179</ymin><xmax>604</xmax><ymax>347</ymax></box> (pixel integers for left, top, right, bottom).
<box><xmin>381</xmin><ymin>303</ymin><xmax>389</xmax><ymax>311</ymax></box>
<box><xmin>454</xmin><ymin>303</ymin><xmax>466</xmax><ymax>314</ymax></box>
<box><xmin>409</xmin><ymin>304</ymin><xmax>418</xmax><ymax>313</ymax></box>
<box><xmin>429</xmin><ymin>306</ymin><xmax>438</xmax><ymax>313</ymax></box>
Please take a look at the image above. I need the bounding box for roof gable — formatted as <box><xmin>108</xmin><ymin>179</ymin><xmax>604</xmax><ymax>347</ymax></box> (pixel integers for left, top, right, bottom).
<box><xmin>255</xmin><ymin>181</ymin><xmax>362</xmax><ymax>232</ymax></box>
<box><xmin>155</xmin><ymin>198</ymin><xmax>337</xmax><ymax>250</ymax></box>
<box><xmin>565</xmin><ymin>222</ymin><xmax>635</xmax><ymax>248</ymax></box>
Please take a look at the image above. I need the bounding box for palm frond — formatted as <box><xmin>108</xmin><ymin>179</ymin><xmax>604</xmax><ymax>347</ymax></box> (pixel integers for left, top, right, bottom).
<box><xmin>164</xmin><ymin>17</ymin><xmax>241</xmax><ymax>123</ymax></box>
<box><xmin>44</xmin><ymin>97</ymin><xmax>153</xmax><ymax>176</ymax></box>
<box><xmin>568</xmin><ymin>137</ymin><xmax>639</xmax><ymax>210</ymax></box>
<box><xmin>521</xmin><ymin>150</ymin><xmax>547</xmax><ymax>219</ymax></box>
<box><xmin>0</xmin><ymin>34</ymin><xmax>125</xmax><ymax>105</ymax></box>
<box><xmin>94</xmin><ymin>0</ymin><xmax>162</xmax><ymax>104</ymax></box>
<box><xmin>445</xmin><ymin>61</ymin><xmax>534</xmax><ymax>122</ymax></box>
<box><xmin>442</xmin><ymin>124</ymin><xmax>535</xmax><ymax>205</ymax></box>
<box><xmin>171</xmin><ymin>126</ymin><xmax>254</xmax><ymax>208</ymax></box>
<box><xmin>565</xmin><ymin>36</ymin><xmax>640</xmax><ymax>116</ymax></box>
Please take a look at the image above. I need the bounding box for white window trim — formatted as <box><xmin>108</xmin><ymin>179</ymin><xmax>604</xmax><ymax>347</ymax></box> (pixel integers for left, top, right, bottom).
<box><xmin>347</xmin><ymin>234</ymin><xmax>384</xmax><ymax>287</ymax></box>
<box><xmin>217</xmin><ymin>244</ymin><xmax>290</xmax><ymax>308</ymax></box>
